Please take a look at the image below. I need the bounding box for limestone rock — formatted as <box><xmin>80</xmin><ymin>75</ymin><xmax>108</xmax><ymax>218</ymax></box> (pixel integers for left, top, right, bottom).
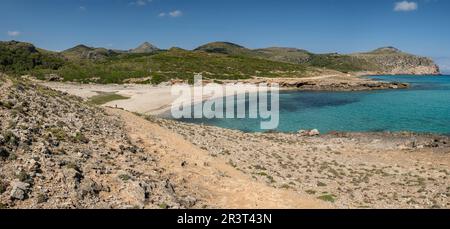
<box><xmin>10</xmin><ymin>181</ymin><xmax>30</xmax><ymax>200</ymax></box>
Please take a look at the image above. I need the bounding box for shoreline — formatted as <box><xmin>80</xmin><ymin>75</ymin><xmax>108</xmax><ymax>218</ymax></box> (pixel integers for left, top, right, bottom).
<box><xmin>41</xmin><ymin>74</ymin><xmax>410</xmax><ymax>116</ymax></box>
<box><xmin>40</xmin><ymin>74</ymin><xmax>450</xmax><ymax>137</ymax></box>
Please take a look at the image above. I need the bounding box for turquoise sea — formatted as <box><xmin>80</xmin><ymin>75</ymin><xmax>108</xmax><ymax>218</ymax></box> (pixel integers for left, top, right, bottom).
<box><xmin>174</xmin><ymin>75</ymin><xmax>450</xmax><ymax>134</ymax></box>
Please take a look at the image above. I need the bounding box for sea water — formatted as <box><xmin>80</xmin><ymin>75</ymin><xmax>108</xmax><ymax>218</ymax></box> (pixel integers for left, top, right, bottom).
<box><xmin>174</xmin><ymin>75</ymin><xmax>450</xmax><ymax>134</ymax></box>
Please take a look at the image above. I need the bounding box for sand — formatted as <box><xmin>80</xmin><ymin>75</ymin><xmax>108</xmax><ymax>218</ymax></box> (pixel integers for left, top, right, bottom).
<box><xmin>43</xmin><ymin>82</ymin><xmax>269</xmax><ymax>116</ymax></box>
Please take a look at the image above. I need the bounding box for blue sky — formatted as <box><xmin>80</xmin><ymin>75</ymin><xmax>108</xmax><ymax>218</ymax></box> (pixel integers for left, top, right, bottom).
<box><xmin>1</xmin><ymin>0</ymin><xmax>450</xmax><ymax>72</ymax></box>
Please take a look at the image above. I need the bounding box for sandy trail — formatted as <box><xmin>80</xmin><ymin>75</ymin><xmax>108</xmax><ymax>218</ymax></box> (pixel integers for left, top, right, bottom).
<box><xmin>107</xmin><ymin>108</ymin><xmax>330</xmax><ymax>209</ymax></box>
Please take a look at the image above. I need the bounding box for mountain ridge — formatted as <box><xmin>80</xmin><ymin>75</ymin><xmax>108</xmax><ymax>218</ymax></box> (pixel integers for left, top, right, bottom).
<box><xmin>192</xmin><ymin>42</ymin><xmax>440</xmax><ymax>75</ymax></box>
<box><xmin>0</xmin><ymin>40</ymin><xmax>441</xmax><ymax>84</ymax></box>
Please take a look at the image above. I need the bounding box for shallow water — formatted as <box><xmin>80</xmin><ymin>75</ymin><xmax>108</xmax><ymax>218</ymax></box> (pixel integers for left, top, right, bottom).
<box><xmin>173</xmin><ymin>75</ymin><xmax>450</xmax><ymax>134</ymax></box>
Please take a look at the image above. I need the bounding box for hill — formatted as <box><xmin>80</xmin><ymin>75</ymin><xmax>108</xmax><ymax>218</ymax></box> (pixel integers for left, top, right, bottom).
<box><xmin>0</xmin><ymin>40</ymin><xmax>441</xmax><ymax>84</ymax></box>
<box><xmin>193</xmin><ymin>42</ymin><xmax>440</xmax><ymax>75</ymax></box>
<box><xmin>33</xmin><ymin>48</ymin><xmax>319</xmax><ymax>84</ymax></box>
<box><xmin>254</xmin><ymin>47</ymin><xmax>312</xmax><ymax>64</ymax></box>
<box><xmin>0</xmin><ymin>41</ymin><xmax>64</xmax><ymax>74</ymax></box>
<box><xmin>194</xmin><ymin>42</ymin><xmax>257</xmax><ymax>56</ymax></box>
<box><xmin>350</xmin><ymin>47</ymin><xmax>440</xmax><ymax>75</ymax></box>
<box><xmin>61</xmin><ymin>45</ymin><xmax>118</xmax><ymax>61</ymax></box>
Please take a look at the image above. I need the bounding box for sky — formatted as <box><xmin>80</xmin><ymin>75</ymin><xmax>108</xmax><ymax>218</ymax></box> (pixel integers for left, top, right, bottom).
<box><xmin>1</xmin><ymin>0</ymin><xmax>450</xmax><ymax>73</ymax></box>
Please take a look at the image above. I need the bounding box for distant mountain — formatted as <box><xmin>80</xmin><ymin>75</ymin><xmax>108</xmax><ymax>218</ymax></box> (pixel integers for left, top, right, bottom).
<box><xmin>194</xmin><ymin>42</ymin><xmax>256</xmax><ymax>56</ymax></box>
<box><xmin>0</xmin><ymin>40</ymin><xmax>441</xmax><ymax>83</ymax></box>
<box><xmin>61</xmin><ymin>45</ymin><xmax>118</xmax><ymax>60</ymax></box>
<box><xmin>130</xmin><ymin>42</ymin><xmax>160</xmax><ymax>54</ymax></box>
<box><xmin>193</xmin><ymin>42</ymin><xmax>440</xmax><ymax>75</ymax></box>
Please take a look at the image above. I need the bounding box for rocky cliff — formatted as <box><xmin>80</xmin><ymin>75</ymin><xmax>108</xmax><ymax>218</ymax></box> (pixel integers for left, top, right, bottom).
<box><xmin>350</xmin><ymin>47</ymin><xmax>440</xmax><ymax>75</ymax></box>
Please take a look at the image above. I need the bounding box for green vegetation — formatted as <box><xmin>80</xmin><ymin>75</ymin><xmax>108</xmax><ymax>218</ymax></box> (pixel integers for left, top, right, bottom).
<box><xmin>47</xmin><ymin>127</ymin><xmax>68</xmax><ymax>141</ymax></box>
<box><xmin>159</xmin><ymin>203</ymin><xmax>168</xmax><ymax>209</ymax></box>
<box><xmin>16</xmin><ymin>171</ymin><xmax>30</xmax><ymax>182</ymax></box>
<box><xmin>37</xmin><ymin>193</ymin><xmax>48</xmax><ymax>204</ymax></box>
<box><xmin>72</xmin><ymin>132</ymin><xmax>89</xmax><ymax>144</ymax></box>
<box><xmin>118</xmin><ymin>174</ymin><xmax>132</xmax><ymax>181</ymax></box>
<box><xmin>88</xmin><ymin>92</ymin><xmax>130</xmax><ymax>105</ymax></box>
<box><xmin>0</xmin><ymin>147</ymin><xmax>10</xmax><ymax>159</ymax></box>
<box><xmin>1</xmin><ymin>41</ymin><xmax>435</xmax><ymax>84</ymax></box>
<box><xmin>61</xmin><ymin>45</ymin><xmax>118</xmax><ymax>61</ymax></box>
<box><xmin>194</xmin><ymin>42</ymin><xmax>255</xmax><ymax>56</ymax></box>
<box><xmin>65</xmin><ymin>162</ymin><xmax>79</xmax><ymax>171</ymax></box>
<box><xmin>0</xmin><ymin>180</ymin><xmax>7</xmax><ymax>194</ymax></box>
<box><xmin>0</xmin><ymin>41</ymin><xmax>64</xmax><ymax>74</ymax></box>
<box><xmin>308</xmin><ymin>54</ymin><xmax>376</xmax><ymax>73</ymax></box>
<box><xmin>31</xmin><ymin>48</ymin><xmax>310</xmax><ymax>84</ymax></box>
<box><xmin>317</xmin><ymin>194</ymin><xmax>337</xmax><ymax>203</ymax></box>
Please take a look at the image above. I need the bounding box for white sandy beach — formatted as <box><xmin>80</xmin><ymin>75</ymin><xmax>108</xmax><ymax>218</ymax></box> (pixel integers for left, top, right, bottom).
<box><xmin>43</xmin><ymin>82</ymin><xmax>268</xmax><ymax>116</ymax></box>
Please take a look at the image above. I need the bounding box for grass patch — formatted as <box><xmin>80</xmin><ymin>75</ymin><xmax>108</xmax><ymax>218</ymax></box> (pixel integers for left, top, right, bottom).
<box><xmin>72</xmin><ymin>132</ymin><xmax>89</xmax><ymax>144</ymax></box>
<box><xmin>317</xmin><ymin>194</ymin><xmax>337</xmax><ymax>203</ymax></box>
<box><xmin>88</xmin><ymin>92</ymin><xmax>129</xmax><ymax>105</ymax></box>
<box><xmin>118</xmin><ymin>174</ymin><xmax>132</xmax><ymax>181</ymax></box>
<box><xmin>47</xmin><ymin>127</ymin><xmax>67</xmax><ymax>141</ymax></box>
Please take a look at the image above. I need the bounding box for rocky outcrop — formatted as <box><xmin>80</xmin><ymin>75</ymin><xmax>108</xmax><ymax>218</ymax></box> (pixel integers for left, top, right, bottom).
<box><xmin>351</xmin><ymin>47</ymin><xmax>440</xmax><ymax>75</ymax></box>
<box><xmin>238</xmin><ymin>76</ymin><xmax>409</xmax><ymax>91</ymax></box>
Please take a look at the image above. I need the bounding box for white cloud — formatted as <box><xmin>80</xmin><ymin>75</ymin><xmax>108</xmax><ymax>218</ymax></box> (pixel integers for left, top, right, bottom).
<box><xmin>130</xmin><ymin>0</ymin><xmax>152</xmax><ymax>6</ymax></box>
<box><xmin>79</xmin><ymin>6</ymin><xmax>86</xmax><ymax>11</ymax></box>
<box><xmin>7</xmin><ymin>31</ymin><xmax>21</xmax><ymax>37</ymax></box>
<box><xmin>394</xmin><ymin>1</ymin><xmax>418</xmax><ymax>12</ymax></box>
<box><xmin>169</xmin><ymin>10</ymin><xmax>182</xmax><ymax>17</ymax></box>
<box><xmin>158</xmin><ymin>10</ymin><xmax>183</xmax><ymax>18</ymax></box>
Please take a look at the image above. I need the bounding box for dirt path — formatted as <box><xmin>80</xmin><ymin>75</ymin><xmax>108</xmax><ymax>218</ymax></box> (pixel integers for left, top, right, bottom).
<box><xmin>107</xmin><ymin>108</ymin><xmax>330</xmax><ymax>209</ymax></box>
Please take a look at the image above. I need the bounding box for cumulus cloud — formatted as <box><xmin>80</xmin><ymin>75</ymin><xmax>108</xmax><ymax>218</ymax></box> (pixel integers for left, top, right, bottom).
<box><xmin>158</xmin><ymin>10</ymin><xmax>183</xmax><ymax>18</ymax></box>
<box><xmin>394</xmin><ymin>1</ymin><xmax>418</xmax><ymax>12</ymax></box>
<box><xmin>7</xmin><ymin>31</ymin><xmax>21</xmax><ymax>37</ymax></box>
<box><xmin>169</xmin><ymin>10</ymin><xmax>183</xmax><ymax>17</ymax></box>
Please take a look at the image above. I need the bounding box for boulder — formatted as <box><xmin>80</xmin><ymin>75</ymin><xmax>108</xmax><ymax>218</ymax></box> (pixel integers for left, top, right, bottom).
<box><xmin>309</xmin><ymin>129</ymin><xmax>320</xmax><ymax>136</ymax></box>
<box><xmin>79</xmin><ymin>178</ymin><xmax>103</xmax><ymax>198</ymax></box>
<box><xmin>10</xmin><ymin>181</ymin><xmax>30</xmax><ymax>200</ymax></box>
<box><xmin>45</xmin><ymin>74</ymin><xmax>62</xmax><ymax>82</ymax></box>
<box><xmin>298</xmin><ymin>129</ymin><xmax>320</xmax><ymax>136</ymax></box>
<box><xmin>124</xmin><ymin>182</ymin><xmax>146</xmax><ymax>206</ymax></box>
